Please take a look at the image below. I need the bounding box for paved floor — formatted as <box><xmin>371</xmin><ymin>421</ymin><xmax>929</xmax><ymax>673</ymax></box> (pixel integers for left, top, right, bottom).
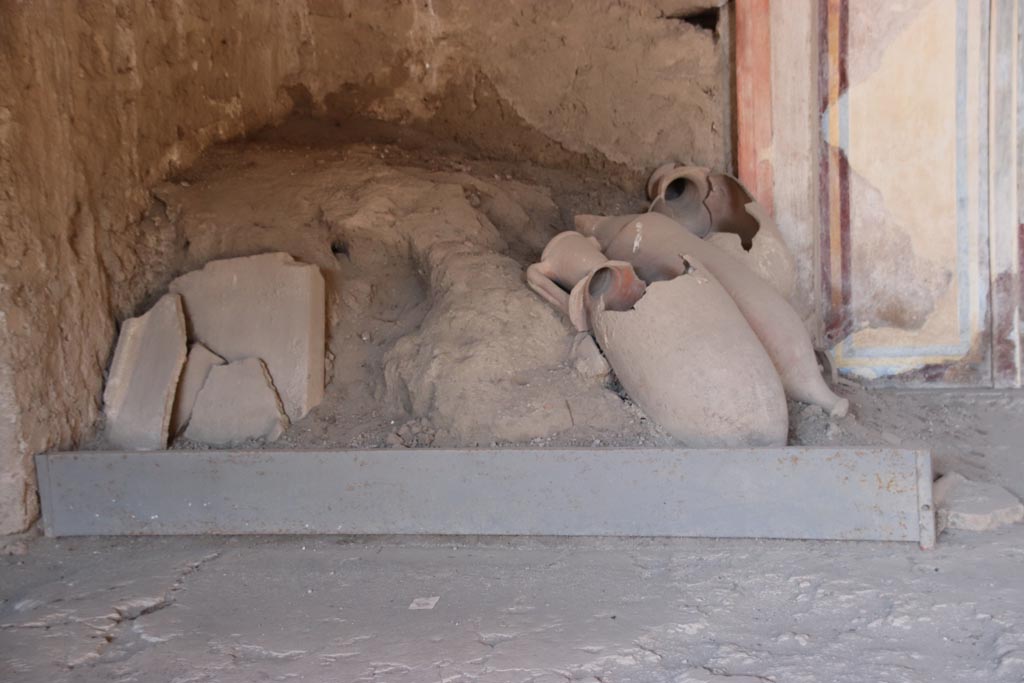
<box><xmin>2</xmin><ymin>528</ymin><xmax>1024</xmax><ymax>683</ymax></box>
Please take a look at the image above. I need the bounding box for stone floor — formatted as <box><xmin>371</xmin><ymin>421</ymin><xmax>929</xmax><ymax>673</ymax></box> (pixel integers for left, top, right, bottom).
<box><xmin>3</xmin><ymin>388</ymin><xmax>1024</xmax><ymax>682</ymax></box>
<box><xmin>3</xmin><ymin>530</ymin><xmax>1024</xmax><ymax>683</ymax></box>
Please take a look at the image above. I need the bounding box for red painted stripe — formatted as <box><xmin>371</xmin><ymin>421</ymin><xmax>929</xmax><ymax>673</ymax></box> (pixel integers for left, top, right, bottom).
<box><xmin>838</xmin><ymin>0</ymin><xmax>849</xmax><ymax>92</ymax></box>
<box><xmin>837</xmin><ymin>149</ymin><xmax>852</xmax><ymax>342</ymax></box>
<box><xmin>819</xmin><ymin>0</ymin><xmax>853</xmax><ymax>345</ymax></box>
<box><xmin>838</xmin><ymin>0</ymin><xmax>851</xmax><ymax>330</ymax></box>
<box><xmin>735</xmin><ymin>0</ymin><xmax>774</xmax><ymax>213</ymax></box>
<box><xmin>817</xmin><ymin>0</ymin><xmax>833</xmax><ymax>343</ymax></box>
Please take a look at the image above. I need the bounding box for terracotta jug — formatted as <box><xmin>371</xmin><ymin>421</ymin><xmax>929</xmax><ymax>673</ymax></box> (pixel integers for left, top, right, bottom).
<box><xmin>526</xmin><ymin>231</ymin><xmax>610</xmax><ymax>314</ymax></box>
<box><xmin>647</xmin><ymin>165</ymin><xmax>797</xmax><ymax>300</ymax></box>
<box><xmin>576</xmin><ymin>212</ymin><xmax>849</xmax><ymax>418</ymax></box>
<box><xmin>566</xmin><ymin>260</ymin><xmax>647</xmax><ymax>333</ymax></box>
<box><xmin>569</xmin><ymin>257</ymin><xmax>788</xmax><ymax>447</ymax></box>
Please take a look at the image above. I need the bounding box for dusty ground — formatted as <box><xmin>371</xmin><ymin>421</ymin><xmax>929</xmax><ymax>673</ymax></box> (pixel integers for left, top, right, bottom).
<box><xmin>1</xmin><ymin>527</ymin><xmax>1023</xmax><ymax>683</ymax></box>
<box><xmin>3</xmin><ymin>386</ymin><xmax>1024</xmax><ymax>682</ymax></box>
<box><xmin>791</xmin><ymin>386</ymin><xmax>1024</xmax><ymax>498</ymax></box>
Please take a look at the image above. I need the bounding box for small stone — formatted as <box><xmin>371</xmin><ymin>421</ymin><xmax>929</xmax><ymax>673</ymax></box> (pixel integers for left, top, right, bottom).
<box><xmin>324</xmin><ymin>349</ymin><xmax>336</xmax><ymax>386</ymax></box>
<box><xmin>385</xmin><ymin>433</ymin><xmax>404</xmax><ymax>448</ymax></box>
<box><xmin>397</xmin><ymin>423</ymin><xmax>414</xmax><ymax>443</ymax></box>
<box><xmin>340</xmin><ymin>280</ymin><xmax>374</xmax><ymax>310</ymax></box>
<box><xmin>170</xmin><ymin>343</ymin><xmax>225</xmax><ymax>436</ymax></box>
<box><xmin>0</xmin><ymin>538</ymin><xmax>28</xmax><ymax>556</ymax></box>
<box><xmin>184</xmin><ymin>358</ymin><xmax>289</xmax><ymax>445</ymax></box>
<box><xmin>104</xmin><ymin>294</ymin><xmax>187</xmax><ymax>450</ymax></box>
<box><xmin>934</xmin><ymin>472</ymin><xmax>1024</xmax><ymax>532</ymax></box>
<box><xmin>799</xmin><ymin>403</ymin><xmax>825</xmax><ymax>419</ymax></box>
<box><xmin>569</xmin><ymin>333</ymin><xmax>610</xmax><ymax>379</ymax></box>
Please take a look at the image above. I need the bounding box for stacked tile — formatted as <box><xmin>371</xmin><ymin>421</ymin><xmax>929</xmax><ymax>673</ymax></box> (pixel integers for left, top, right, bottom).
<box><xmin>103</xmin><ymin>253</ymin><xmax>324</xmax><ymax>448</ymax></box>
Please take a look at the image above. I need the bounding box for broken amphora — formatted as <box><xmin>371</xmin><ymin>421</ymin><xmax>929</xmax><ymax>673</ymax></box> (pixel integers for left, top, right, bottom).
<box><xmin>565</xmin><ymin>260</ymin><xmax>648</xmax><ymax>333</ymax></box>
<box><xmin>647</xmin><ymin>164</ymin><xmax>797</xmax><ymax>300</ymax></box>
<box><xmin>526</xmin><ymin>231</ymin><xmax>611</xmax><ymax>314</ymax></box>
<box><xmin>575</xmin><ymin>212</ymin><xmax>849</xmax><ymax>418</ymax></box>
<box><xmin>569</xmin><ymin>258</ymin><xmax>789</xmax><ymax>447</ymax></box>
<box><xmin>528</xmin><ymin>232</ymin><xmax>787</xmax><ymax>446</ymax></box>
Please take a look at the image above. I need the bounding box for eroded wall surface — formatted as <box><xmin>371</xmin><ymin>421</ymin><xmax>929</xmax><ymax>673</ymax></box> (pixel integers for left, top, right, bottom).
<box><xmin>0</xmin><ymin>0</ymin><xmax>729</xmax><ymax>532</ymax></box>
<box><xmin>0</xmin><ymin>2</ymin><xmax>315</xmax><ymax>533</ymax></box>
<box><xmin>820</xmin><ymin>0</ymin><xmax>992</xmax><ymax>383</ymax></box>
<box><xmin>768</xmin><ymin>0</ymin><xmax>1021</xmax><ymax>385</ymax></box>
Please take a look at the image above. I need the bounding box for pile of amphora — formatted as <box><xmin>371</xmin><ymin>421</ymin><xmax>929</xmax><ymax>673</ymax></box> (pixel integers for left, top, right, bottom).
<box><xmin>527</xmin><ymin>164</ymin><xmax>847</xmax><ymax>447</ymax></box>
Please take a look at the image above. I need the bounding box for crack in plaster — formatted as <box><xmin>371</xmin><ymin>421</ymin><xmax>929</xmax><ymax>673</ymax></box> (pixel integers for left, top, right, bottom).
<box><xmin>65</xmin><ymin>551</ymin><xmax>222</xmax><ymax>669</ymax></box>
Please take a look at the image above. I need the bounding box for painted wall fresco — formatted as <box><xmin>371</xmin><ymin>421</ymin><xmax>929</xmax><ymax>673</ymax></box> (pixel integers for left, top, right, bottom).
<box><xmin>818</xmin><ymin>0</ymin><xmax>999</xmax><ymax>383</ymax></box>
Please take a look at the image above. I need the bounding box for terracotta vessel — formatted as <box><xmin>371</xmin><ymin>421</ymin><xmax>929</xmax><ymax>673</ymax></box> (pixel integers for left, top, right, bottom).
<box><xmin>647</xmin><ymin>164</ymin><xmax>715</xmax><ymax>237</ymax></box>
<box><xmin>526</xmin><ymin>231</ymin><xmax>610</xmax><ymax>314</ymax></box>
<box><xmin>569</xmin><ymin>258</ymin><xmax>789</xmax><ymax>447</ymax></box>
<box><xmin>527</xmin><ymin>231</ymin><xmax>786</xmax><ymax>445</ymax></box>
<box><xmin>647</xmin><ymin>165</ymin><xmax>797</xmax><ymax>300</ymax></box>
<box><xmin>566</xmin><ymin>261</ymin><xmax>647</xmax><ymax>333</ymax></box>
<box><xmin>576</xmin><ymin>212</ymin><xmax>849</xmax><ymax>418</ymax></box>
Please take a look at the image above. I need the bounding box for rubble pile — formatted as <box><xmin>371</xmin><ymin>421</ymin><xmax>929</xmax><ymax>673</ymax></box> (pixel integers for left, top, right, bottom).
<box><xmin>103</xmin><ymin>253</ymin><xmax>325</xmax><ymax>449</ymax></box>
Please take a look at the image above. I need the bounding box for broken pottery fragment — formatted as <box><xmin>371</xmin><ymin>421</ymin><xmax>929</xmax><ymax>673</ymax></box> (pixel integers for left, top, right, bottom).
<box><xmin>570</xmin><ymin>259</ymin><xmax>788</xmax><ymax>447</ymax></box>
<box><xmin>576</xmin><ymin>212</ymin><xmax>848</xmax><ymax>418</ymax></box>
<box><xmin>526</xmin><ymin>231</ymin><xmax>609</xmax><ymax>313</ymax></box>
<box><xmin>644</xmin><ymin>161</ymin><xmax>681</xmax><ymax>202</ymax></box>
<box><xmin>103</xmin><ymin>294</ymin><xmax>187</xmax><ymax>450</ymax></box>
<box><xmin>184</xmin><ymin>358</ymin><xmax>289</xmax><ymax>445</ymax></box>
<box><xmin>170</xmin><ymin>343</ymin><xmax>225</xmax><ymax>436</ymax></box>
<box><xmin>527</xmin><ymin>230</ymin><xmax>637</xmax><ymax>375</ymax></box>
<box><xmin>647</xmin><ymin>164</ymin><xmax>714</xmax><ymax>237</ymax></box>
<box><xmin>647</xmin><ymin>165</ymin><xmax>797</xmax><ymax>299</ymax></box>
<box><xmin>527</xmin><ymin>232</ymin><xmax>638</xmax><ymax>372</ymax></box>
<box><xmin>705</xmin><ymin>202</ymin><xmax>797</xmax><ymax>302</ymax></box>
<box><xmin>934</xmin><ymin>472</ymin><xmax>1024</xmax><ymax>532</ymax></box>
<box><xmin>565</xmin><ymin>260</ymin><xmax>647</xmax><ymax>332</ymax></box>
<box><xmin>526</xmin><ymin>229</ymin><xmax>787</xmax><ymax>445</ymax></box>
<box><xmin>169</xmin><ymin>252</ymin><xmax>326</xmax><ymax>422</ymax></box>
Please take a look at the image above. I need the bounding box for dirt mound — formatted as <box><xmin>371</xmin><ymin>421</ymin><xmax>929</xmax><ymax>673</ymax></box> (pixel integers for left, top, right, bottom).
<box><xmin>96</xmin><ymin>139</ymin><xmax>663</xmax><ymax>450</ymax></box>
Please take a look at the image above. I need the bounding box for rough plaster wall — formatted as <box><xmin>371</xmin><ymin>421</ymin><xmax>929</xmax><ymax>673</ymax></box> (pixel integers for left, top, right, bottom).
<box><xmin>0</xmin><ymin>1</ymin><xmax>728</xmax><ymax>532</ymax></box>
<box><xmin>0</xmin><ymin>1</ymin><xmax>314</xmax><ymax>534</ymax></box>
<box><xmin>305</xmin><ymin>0</ymin><xmax>730</xmax><ymax>175</ymax></box>
<box><xmin>413</xmin><ymin>0</ymin><xmax>728</xmax><ymax>170</ymax></box>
